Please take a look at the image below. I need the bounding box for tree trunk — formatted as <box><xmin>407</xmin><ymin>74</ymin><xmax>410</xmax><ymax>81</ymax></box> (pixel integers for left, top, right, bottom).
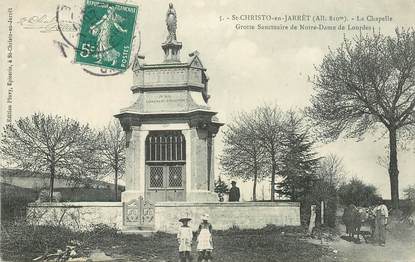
<box><xmin>114</xmin><ymin>168</ymin><xmax>118</xmax><ymax>201</ymax></box>
<box><xmin>271</xmin><ymin>155</ymin><xmax>276</xmax><ymax>201</ymax></box>
<box><xmin>253</xmin><ymin>166</ymin><xmax>258</xmax><ymax>202</ymax></box>
<box><xmin>388</xmin><ymin>128</ymin><xmax>399</xmax><ymax>210</ymax></box>
<box><xmin>49</xmin><ymin>164</ymin><xmax>55</xmax><ymax>202</ymax></box>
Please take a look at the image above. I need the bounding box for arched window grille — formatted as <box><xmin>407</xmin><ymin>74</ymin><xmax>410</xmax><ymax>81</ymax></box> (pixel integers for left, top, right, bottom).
<box><xmin>145</xmin><ymin>131</ymin><xmax>186</xmax><ymax>162</ymax></box>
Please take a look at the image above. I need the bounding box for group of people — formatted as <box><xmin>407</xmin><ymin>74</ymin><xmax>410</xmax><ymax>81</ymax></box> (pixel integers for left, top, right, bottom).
<box><xmin>343</xmin><ymin>199</ymin><xmax>390</xmax><ymax>246</ymax></box>
<box><xmin>176</xmin><ymin>181</ymin><xmax>242</xmax><ymax>261</ymax></box>
<box><xmin>177</xmin><ymin>214</ymin><xmax>214</xmax><ymax>262</ymax></box>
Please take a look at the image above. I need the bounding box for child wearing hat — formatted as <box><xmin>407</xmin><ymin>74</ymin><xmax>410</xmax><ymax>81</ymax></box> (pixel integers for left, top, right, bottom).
<box><xmin>177</xmin><ymin>216</ymin><xmax>193</xmax><ymax>262</ymax></box>
<box><xmin>196</xmin><ymin>214</ymin><xmax>213</xmax><ymax>262</ymax></box>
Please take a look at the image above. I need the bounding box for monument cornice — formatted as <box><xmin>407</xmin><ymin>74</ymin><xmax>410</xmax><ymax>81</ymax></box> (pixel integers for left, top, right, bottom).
<box><xmin>115</xmin><ymin>109</ymin><xmax>218</xmax><ymax>118</ymax></box>
<box><xmin>115</xmin><ymin>109</ymin><xmax>223</xmax><ymax>132</ymax></box>
<box><xmin>134</xmin><ymin>63</ymin><xmax>206</xmax><ymax>71</ymax></box>
<box><xmin>131</xmin><ymin>84</ymin><xmax>205</xmax><ymax>93</ymax></box>
<box><xmin>117</xmin><ymin>114</ymin><xmax>142</xmax><ymax>131</ymax></box>
<box><xmin>188</xmin><ymin>117</ymin><xmax>224</xmax><ymax>135</ymax></box>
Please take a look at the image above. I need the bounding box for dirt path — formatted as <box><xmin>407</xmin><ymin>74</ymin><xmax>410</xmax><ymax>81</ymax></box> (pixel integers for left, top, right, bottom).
<box><xmin>327</xmin><ymin>225</ymin><xmax>415</xmax><ymax>262</ymax></box>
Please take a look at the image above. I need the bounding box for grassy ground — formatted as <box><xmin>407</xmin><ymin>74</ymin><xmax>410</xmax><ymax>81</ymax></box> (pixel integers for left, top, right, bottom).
<box><xmin>1</xmin><ymin>223</ymin><xmax>335</xmax><ymax>262</ymax></box>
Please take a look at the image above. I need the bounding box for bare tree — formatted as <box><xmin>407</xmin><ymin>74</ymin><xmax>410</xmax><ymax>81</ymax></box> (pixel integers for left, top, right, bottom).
<box><xmin>254</xmin><ymin>105</ymin><xmax>286</xmax><ymax>201</ymax></box>
<box><xmin>220</xmin><ymin>111</ymin><xmax>267</xmax><ymax>201</ymax></box>
<box><xmin>317</xmin><ymin>153</ymin><xmax>346</xmax><ymax>189</ymax></box>
<box><xmin>0</xmin><ymin>113</ymin><xmax>100</xmax><ymax>201</ymax></box>
<box><xmin>99</xmin><ymin>120</ymin><xmax>126</xmax><ymax>200</ymax></box>
<box><xmin>308</xmin><ymin>29</ymin><xmax>415</xmax><ymax>209</ymax></box>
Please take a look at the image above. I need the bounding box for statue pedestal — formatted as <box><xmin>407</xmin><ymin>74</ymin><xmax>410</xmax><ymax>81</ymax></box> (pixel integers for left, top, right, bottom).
<box><xmin>162</xmin><ymin>41</ymin><xmax>182</xmax><ymax>62</ymax></box>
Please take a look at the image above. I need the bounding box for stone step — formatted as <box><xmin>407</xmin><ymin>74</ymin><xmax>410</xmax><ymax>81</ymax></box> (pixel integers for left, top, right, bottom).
<box><xmin>121</xmin><ymin>228</ymin><xmax>156</xmax><ymax>237</ymax></box>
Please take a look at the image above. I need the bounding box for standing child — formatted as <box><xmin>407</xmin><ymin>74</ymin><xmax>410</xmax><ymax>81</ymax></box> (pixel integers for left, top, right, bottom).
<box><xmin>177</xmin><ymin>216</ymin><xmax>193</xmax><ymax>262</ymax></box>
<box><xmin>196</xmin><ymin>214</ymin><xmax>213</xmax><ymax>262</ymax></box>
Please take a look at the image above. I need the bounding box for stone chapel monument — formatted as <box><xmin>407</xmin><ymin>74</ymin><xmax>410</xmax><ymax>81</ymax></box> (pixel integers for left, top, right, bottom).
<box><xmin>116</xmin><ymin>3</ymin><xmax>223</xmax><ymax>204</ymax></box>
<box><xmin>27</xmin><ymin>5</ymin><xmax>300</xmax><ymax>232</ymax></box>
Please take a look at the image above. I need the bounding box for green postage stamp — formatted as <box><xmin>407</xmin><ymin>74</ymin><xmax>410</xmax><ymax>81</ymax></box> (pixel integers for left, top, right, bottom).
<box><xmin>75</xmin><ymin>0</ymin><xmax>138</xmax><ymax>70</ymax></box>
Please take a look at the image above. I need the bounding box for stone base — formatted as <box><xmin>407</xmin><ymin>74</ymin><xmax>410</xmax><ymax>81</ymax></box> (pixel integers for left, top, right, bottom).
<box><xmin>154</xmin><ymin>201</ymin><xmax>301</xmax><ymax>233</ymax></box>
<box><xmin>187</xmin><ymin>191</ymin><xmax>218</xmax><ymax>202</ymax></box>
<box><xmin>121</xmin><ymin>191</ymin><xmax>144</xmax><ymax>202</ymax></box>
<box><xmin>27</xmin><ymin>201</ymin><xmax>301</xmax><ymax>233</ymax></box>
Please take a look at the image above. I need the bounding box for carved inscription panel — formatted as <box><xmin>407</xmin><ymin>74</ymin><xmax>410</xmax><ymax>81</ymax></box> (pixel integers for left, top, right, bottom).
<box><xmin>144</xmin><ymin>91</ymin><xmax>187</xmax><ymax>112</ymax></box>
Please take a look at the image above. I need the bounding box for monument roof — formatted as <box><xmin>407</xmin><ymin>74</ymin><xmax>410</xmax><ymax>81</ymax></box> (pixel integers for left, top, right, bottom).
<box><xmin>133</xmin><ymin>51</ymin><xmax>206</xmax><ymax>71</ymax></box>
<box><xmin>117</xmin><ymin>108</ymin><xmax>218</xmax><ymax>116</ymax></box>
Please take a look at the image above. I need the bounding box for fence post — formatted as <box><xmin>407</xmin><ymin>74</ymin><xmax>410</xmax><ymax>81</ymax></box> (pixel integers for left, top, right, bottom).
<box><xmin>308</xmin><ymin>205</ymin><xmax>316</xmax><ymax>235</ymax></box>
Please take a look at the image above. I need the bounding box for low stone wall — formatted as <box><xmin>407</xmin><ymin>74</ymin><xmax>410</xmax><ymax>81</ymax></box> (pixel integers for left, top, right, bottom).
<box><xmin>27</xmin><ymin>202</ymin><xmax>123</xmax><ymax>230</ymax></box>
<box><xmin>27</xmin><ymin>201</ymin><xmax>300</xmax><ymax>233</ymax></box>
<box><xmin>154</xmin><ymin>201</ymin><xmax>300</xmax><ymax>233</ymax></box>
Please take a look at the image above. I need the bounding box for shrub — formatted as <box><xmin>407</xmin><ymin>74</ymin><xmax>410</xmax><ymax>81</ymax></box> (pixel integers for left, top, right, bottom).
<box><xmin>338</xmin><ymin>178</ymin><xmax>382</xmax><ymax>207</ymax></box>
<box><xmin>0</xmin><ymin>221</ymin><xmax>120</xmax><ymax>261</ymax></box>
<box><xmin>403</xmin><ymin>185</ymin><xmax>415</xmax><ymax>218</ymax></box>
<box><xmin>1</xmin><ymin>220</ymin><xmax>76</xmax><ymax>260</ymax></box>
<box><xmin>80</xmin><ymin>223</ymin><xmax>120</xmax><ymax>247</ymax></box>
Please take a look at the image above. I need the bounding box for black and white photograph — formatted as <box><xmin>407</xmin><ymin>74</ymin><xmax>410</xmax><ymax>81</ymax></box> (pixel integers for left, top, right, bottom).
<box><xmin>0</xmin><ymin>0</ymin><xmax>414</xmax><ymax>261</ymax></box>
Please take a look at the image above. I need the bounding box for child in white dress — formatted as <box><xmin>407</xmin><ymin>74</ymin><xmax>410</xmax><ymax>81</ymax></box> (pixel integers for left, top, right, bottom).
<box><xmin>196</xmin><ymin>214</ymin><xmax>213</xmax><ymax>262</ymax></box>
<box><xmin>177</xmin><ymin>216</ymin><xmax>193</xmax><ymax>262</ymax></box>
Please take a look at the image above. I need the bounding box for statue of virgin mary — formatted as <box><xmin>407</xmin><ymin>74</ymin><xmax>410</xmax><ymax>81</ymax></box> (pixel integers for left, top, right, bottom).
<box><xmin>165</xmin><ymin>3</ymin><xmax>177</xmax><ymax>43</ymax></box>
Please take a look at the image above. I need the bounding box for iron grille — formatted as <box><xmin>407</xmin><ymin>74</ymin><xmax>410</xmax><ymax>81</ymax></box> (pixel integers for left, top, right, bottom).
<box><xmin>168</xmin><ymin>166</ymin><xmax>183</xmax><ymax>187</ymax></box>
<box><xmin>149</xmin><ymin>166</ymin><xmax>163</xmax><ymax>188</ymax></box>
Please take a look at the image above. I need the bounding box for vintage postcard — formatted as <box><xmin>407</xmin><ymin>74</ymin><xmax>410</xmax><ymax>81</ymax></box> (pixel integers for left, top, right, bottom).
<box><xmin>0</xmin><ymin>0</ymin><xmax>414</xmax><ymax>261</ymax></box>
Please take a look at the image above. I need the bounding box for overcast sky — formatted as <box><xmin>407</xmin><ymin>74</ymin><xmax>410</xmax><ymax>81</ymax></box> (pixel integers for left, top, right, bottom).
<box><xmin>0</xmin><ymin>0</ymin><xmax>414</xmax><ymax>199</ymax></box>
